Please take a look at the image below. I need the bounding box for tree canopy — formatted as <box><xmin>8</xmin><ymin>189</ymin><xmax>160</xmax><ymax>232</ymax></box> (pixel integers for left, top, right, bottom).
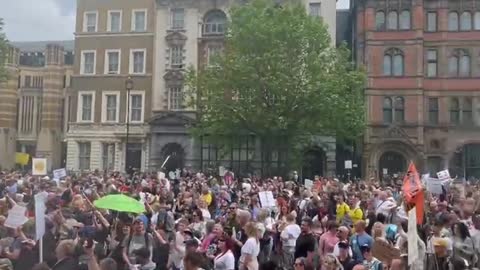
<box><xmin>187</xmin><ymin>0</ymin><xmax>365</xmax><ymax>165</ymax></box>
<box><xmin>0</xmin><ymin>18</ymin><xmax>9</xmax><ymax>82</ymax></box>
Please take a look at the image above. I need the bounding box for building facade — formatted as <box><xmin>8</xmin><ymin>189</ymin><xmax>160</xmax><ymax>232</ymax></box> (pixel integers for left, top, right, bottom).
<box><xmin>355</xmin><ymin>0</ymin><xmax>480</xmax><ymax>179</ymax></box>
<box><xmin>0</xmin><ymin>41</ymin><xmax>73</xmax><ymax>171</ymax></box>
<box><xmin>66</xmin><ymin>0</ymin><xmax>155</xmax><ymax>172</ymax></box>
<box><xmin>150</xmin><ymin>0</ymin><xmax>338</xmax><ymax>176</ymax></box>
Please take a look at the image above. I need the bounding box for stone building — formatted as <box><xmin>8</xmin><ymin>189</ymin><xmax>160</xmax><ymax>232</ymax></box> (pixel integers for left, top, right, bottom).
<box><xmin>0</xmin><ymin>41</ymin><xmax>73</xmax><ymax>170</ymax></box>
<box><xmin>354</xmin><ymin>0</ymin><xmax>480</xmax><ymax>179</ymax></box>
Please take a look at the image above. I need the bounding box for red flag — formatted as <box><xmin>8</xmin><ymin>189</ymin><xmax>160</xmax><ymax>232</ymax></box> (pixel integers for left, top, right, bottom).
<box><xmin>402</xmin><ymin>162</ymin><xmax>424</xmax><ymax>224</ymax></box>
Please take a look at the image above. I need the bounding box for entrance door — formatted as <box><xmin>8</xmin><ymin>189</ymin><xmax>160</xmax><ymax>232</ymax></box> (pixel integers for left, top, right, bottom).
<box><xmin>126</xmin><ymin>143</ymin><xmax>142</xmax><ymax>172</ymax></box>
<box><xmin>302</xmin><ymin>147</ymin><xmax>326</xmax><ymax>179</ymax></box>
<box><xmin>379</xmin><ymin>151</ymin><xmax>406</xmax><ymax>178</ymax></box>
<box><xmin>160</xmin><ymin>143</ymin><xmax>185</xmax><ymax>172</ymax></box>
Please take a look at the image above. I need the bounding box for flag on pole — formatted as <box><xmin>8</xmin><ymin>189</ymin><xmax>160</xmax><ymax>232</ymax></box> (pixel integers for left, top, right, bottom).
<box><xmin>402</xmin><ymin>162</ymin><xmax>424</xmax><ymax>224</ymax></box>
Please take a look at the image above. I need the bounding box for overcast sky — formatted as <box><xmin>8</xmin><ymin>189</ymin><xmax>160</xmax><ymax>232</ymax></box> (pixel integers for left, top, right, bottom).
<box><xmin>1</xmin><ymin>0</ymin><xmax>349</xmax><ymax>42</ymax></box>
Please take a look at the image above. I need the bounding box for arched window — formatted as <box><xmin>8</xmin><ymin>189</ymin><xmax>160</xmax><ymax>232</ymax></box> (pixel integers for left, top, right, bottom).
<box><xmin>376</xmin><ymin>11</ymin><xmax>386</xmax><ymax>30</ymax></box>
<box><xmin>463</xmin><ymin>97</ymin><xmax>473</xmax><ymax>124</ymax></box>
<box><xmin>387</xmin><ymin>11</ymin><xmax>398</xmax><ymax>30</ymax></box>
<box><xmin>399</xmin><ymin>10</ymin><xmax>411</xmax><ymax>30</ymax></box>
<box><xmin>460</xmin><ymin>12</ymin><xmax>472</xmax><ymax>30</ymax></box>
<box><xmin>474</xmin><ymin>12</ymin><xmax>480</xmax><ymax>30</ymax></box>
<box><xmin>449</xmin><ymin>12</ymin><xmax>459</xmax><ymax>31</ymax></box>
<box><xmin>384</xmin><ymin>48</ymin><xmax>404</xmax><ymax>76</ymax></box>
<box><xmin>383</xmin><ymin>97</ymin><xmax>393</xmax><ymax>124</ymax></box>
<box><xmin>203</xmin><ymin>10</ymin><xmax>227</xmax><ymax>35</ymax></box>
<box><xmin>449</xmin><ymin>49</ymin><xmax>470</xmax><ymax>77</ymax></box>
<box><xmin>450</xmin><ymin>97</ymin><xmax>460</xmax><ymax>124</ymax></box>
<box><xmin>394</xmin><ymin>97</ymin><xmax>405</xmax><ymax>122</ymax></box>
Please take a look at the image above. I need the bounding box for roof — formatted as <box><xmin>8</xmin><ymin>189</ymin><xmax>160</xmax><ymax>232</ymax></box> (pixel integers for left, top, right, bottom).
<box><xmin>336</xmin><ymin>9</ymin><xmax>352</xmax><ymax>47</ymax></box>
<box><xmin>10</xmin><ymin>40</ymin><xmax>74</xmax><ymax>53</ymax></box>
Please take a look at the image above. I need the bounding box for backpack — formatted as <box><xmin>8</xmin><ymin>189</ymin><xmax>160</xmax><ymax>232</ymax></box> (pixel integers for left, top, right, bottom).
<box><xmin>126</xmin><ymin>232</ymin><xmax>150</xmax><ymax>255</ymax></box>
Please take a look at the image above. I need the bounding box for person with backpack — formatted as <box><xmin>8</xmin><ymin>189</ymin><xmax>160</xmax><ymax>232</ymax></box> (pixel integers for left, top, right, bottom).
<box><xmin>122</xmin><ymin>218</ymin><xmax>153</xmax><ymax>269</ymax></box>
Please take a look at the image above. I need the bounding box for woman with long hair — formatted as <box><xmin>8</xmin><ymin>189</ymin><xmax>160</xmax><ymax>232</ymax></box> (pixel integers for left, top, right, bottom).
<box><xmin>190</xmin><ymin>209</ymin><xmax>206</xmax><ymax>238</ymax></box>
<box><xmin>214</xmin><ymin>235</ymin><xmax>235</xmax><ymax>270</ymax></box>
<box><xmin>239</xmin><ymin>222</ymin><xmax>260</xmax><ymax>270</ymax></box>
<box><xmin>451</xmin><ymin>222</ymin><xmax>477</xmax><ymax>268</ymax></box>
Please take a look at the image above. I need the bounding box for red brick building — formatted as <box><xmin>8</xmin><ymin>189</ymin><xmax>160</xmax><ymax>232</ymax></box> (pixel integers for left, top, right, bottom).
<box><xmin>354</xmin><ymin>0</ymin><xmax>480</xmax><ymax>179</ymax></box>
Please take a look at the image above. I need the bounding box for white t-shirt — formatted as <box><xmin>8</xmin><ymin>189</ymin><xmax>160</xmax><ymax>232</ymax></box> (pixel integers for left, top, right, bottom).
<box><xmin>375</xmin><ymin>199</ymin><xmax>396</xmax><ymax>217</ymax></box>
<box><xmin>281</xmin><ymin>224</ymin><xmax>301</xmax><ymax>248</ymax></box>
<box><xmin>201</xmin><ymin>208</ymin><xmax>211</xmax><ymax>220</ymax></box>
<box><xmin>239</xmin><ymin>238</ymin><xmax>260</xmax><ymax>263</ymax></box>
<box><xmin>214</xmin><ymin>250</ymin><xmax>235</xmax><ymax>270</ymax></box>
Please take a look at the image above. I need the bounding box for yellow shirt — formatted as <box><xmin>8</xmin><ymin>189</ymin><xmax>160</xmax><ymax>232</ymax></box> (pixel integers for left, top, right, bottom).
<box><xmin>201</xmin><ymin>193</ymin><xmax>213</xmax><ymax>206</ymax></box>
<box><xmin>336</xmin><ymin>202</ymin><xmax>350</xmax><ymax>223</ymax></box>
<box><xmin>347</xmin><ymin>207</ymin><xmax>364</xmax><ymax>225</ymax></box>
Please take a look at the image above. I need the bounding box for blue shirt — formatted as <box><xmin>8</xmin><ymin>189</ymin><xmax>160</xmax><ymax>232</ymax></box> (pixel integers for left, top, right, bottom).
<box><xmin>350</xmin><ymin>233</ymin><xmax>373</xmax><ymax>262</ymax></box>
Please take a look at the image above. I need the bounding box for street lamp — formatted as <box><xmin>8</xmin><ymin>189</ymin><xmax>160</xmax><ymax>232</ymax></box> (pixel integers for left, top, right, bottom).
<box><xmin>125</xmin><ymin>77</ymin><xmax>134</xmax><ymax>173</ymax></box>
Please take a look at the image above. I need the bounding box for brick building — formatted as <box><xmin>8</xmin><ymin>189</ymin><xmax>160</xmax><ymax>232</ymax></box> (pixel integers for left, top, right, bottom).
<box><xmin>354</xmin><ymin>0</ymin><xmax>480</xmax><ymax>179</ymax></box>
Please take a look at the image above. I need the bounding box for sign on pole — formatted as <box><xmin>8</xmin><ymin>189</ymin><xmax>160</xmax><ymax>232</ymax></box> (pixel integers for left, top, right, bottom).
<box><xmin>344</xmin><ymin>160</ymin><xmax>352</xmax><ymax>169</ymax></box>
<box><xmin>32</xmin><ymin>158</ymin><xmax>47</xmax><ymax>176</ymax></box>
<box><xmin>437</xmin><ymin>169</ymin><xmax>451</xmax><ymax>181</ymax></box>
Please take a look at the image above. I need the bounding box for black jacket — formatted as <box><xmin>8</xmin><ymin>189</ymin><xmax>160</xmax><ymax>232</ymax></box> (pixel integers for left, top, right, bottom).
<box><xmin>52</xmin><ymin>257</ymin><xmax>78</xmax><ymax>270</ymax></box>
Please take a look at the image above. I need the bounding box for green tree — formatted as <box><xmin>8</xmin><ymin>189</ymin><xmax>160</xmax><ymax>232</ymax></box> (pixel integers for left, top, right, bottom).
<box><xmin>0</xmin><ymin>18</ymin><xmax>9</xmax><ymax>82</ymax></box>
<box><xmin>187</xmin><ymin>0</ymin><xmax>365</xmax><ymax>174</ymax></box>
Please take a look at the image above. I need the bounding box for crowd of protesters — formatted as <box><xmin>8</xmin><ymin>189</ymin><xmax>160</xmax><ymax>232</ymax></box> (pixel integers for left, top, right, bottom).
<box><xmin>0</xmin><ymin>168</ymin><xmax>478</xmax><ymax>270</ymax></box>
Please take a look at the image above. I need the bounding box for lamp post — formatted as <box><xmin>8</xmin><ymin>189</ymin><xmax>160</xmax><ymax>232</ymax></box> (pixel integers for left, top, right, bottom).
<box><xmin>125</xmin><ymin>77</ymin><xmax>134</xmax><ymax>173</ymax></box>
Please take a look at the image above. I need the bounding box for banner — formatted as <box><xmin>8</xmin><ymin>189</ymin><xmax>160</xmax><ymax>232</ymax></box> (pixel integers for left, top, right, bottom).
<box><xmin>402</xmin><ymin>162</ymin><xmax>424</xmax><ymax>224</ymax></box>
<box><xmin>15</xmin><ymin>153</ymin><xmax>30</xmax><ymax>166</ymax></box>
<box><xmin>34</xmin><ymin>192</ymin><xmax>48</xmax><ymax>240</ymax></box>
<box><xmin>32</xmin><ymin>158</ymin><xmax>47</xmax><ymax>176</ymax></box>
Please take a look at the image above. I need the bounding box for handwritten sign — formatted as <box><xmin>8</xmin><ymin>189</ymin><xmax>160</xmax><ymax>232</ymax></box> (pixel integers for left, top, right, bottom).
<box><xmin>344</xmin><ymin>160</ymin><xmax>352</xmax><ymax>169</ymax></box>
<box><xmin>426</xmin><ymin>178</ymin><xmax>443</xmax><ymax>194</ymax></box>
<box><xmin>53</xmin><ymin>168</ymin><xmax>67</xmax><ymax>180</ymax></box>
<box><xmin>304</xmin><ymin>179</ymin><xmax>313</xmax><ymax>189</ymax></box>
<box><xmin>437</xmin><ymin>170</ymin><xmax>451</xmax><ymax>181</ymax></box>
<box><xmin>5</xmin><ymin>205</ymin><xmax>28</xmax><ymax>229</ymax></box>
<box><xmin>157</xmin><ymin>171</ymin><xmax>165</xmax><ymax>180</ymax></box>
<box><xmin>259</xmin><ymin>191</ymin><xmax>275</xmax><ymax>208</ymax></box>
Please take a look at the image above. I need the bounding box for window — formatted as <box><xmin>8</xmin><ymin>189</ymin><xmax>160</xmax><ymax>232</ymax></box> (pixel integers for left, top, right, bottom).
<box><xmin>207</xmin><ymin>46</ymin><xmax>222</xmax><ymax>66</ymax></box>
<box><xmin>203</xmin><ymin>10</ymin><xmax>227</xmax><ymax>35</ymax></box>
<box><xmin>428</xmin><ymin>97</ymin><xmax>439</xmax><ymax>124</ymax></box>
<box><xmin>394</xmin><ymin>97</ymin><xmax>405</xmax><ymax>122</ymax></box>
<box><xmin>132</xmin><ymin>9</ymin><xmax>147</xmax><ymax>32</ymax></box>
<box><xmin>170</xmin><ymin>46</ymin><xmax>184</xmax><ymax>69</ymax></box>
<box><xmin>376</xmin><ymin>11</ymin><xmax>386</xmax><ymax>30</ymax></box>
<box><xmin>449</xmin><ymin>49</ymin><xmax>470</xmax><ymax>77</ymax></box>
<box><xmin>168</xmin><ymin>87</ymin><xmax>183</xmax><ymax>110</ymax></box>
<box><xmin>450</xmin><ymin>97</ymin><xmax>460</xmax><ymax>124</ymax></box>
<box><xmin>449</xmin><ymin>12</ymin><xmax>459</xmax><ymax>31</ymax></box>
<box><xmin>78</xmin><ymin>142</ymin><xmax>91</xmax><ymax>170</ymax></box>
<box><xmin>105</xmin><ymin>50</ymin><xmax>120</xmax><ymax>74</ymax></box>
<box><xmin>129</xmin><ymin>49</ymin><xmax>146</xmax><ymax>74</ymax></box>
<box><xmin>24</xmin><ymin>76</ymin><xmax>31</xmax><ymax>87</ymax></box>
<box><xmin>463</xmin><ymin>98</ymin><xmax>473</xmax><ymax>124</ymax></box>
<box><xmin>383</xmin><ymin>48</ymin><xmax>404</xmax><ymax>76</ymax></box>
<box><xmin>387</xmin><ymin>11</ymin><xmax>398</xmax><ymax>30</ymax></box>
<box><xmin>427</xmin><ymin>12</ymin><xmax>437</xmax><ymax>32</ymax></box>
<box><xmin>309</xmin><ymin>3</ymin><xmax>321</xmax><ymax>17</ymax></box>
<box><xmin>460</xmin><ymin>12</ymin><xmax>472</xmax><ymax>30</ymax></box>
<box><xmin>171</xmin><ymin>8</ymin><xmax>185</xmax><ymax>29</ymax></box>
<box><xmin>399</xmin><ymin>10</ymin><xmax>411</xmax><ymax>30</ymax></box>
<box><xmin>108</xmin><ymin>10</ymin><xmax>122</xmax><ymax>32</ymax></box>
<box><xmin>128</xmin><ymin>91</ymin><xmax>144</xmax><ymax>123</ymax></box>
<box><xmin>427</xmin><ymin>49</ymin><xmax>437</xmax><ymax>77</ymax></box>
<box><xmin>102</xmin><ymin>143</ymin><xmax>115</xmax><ymax>170</ymax></box>
<box><xmin>78</xmin><ymin>92</ymin><xmax>95</xmax><ymax>122</ymax></box>
<box><xmin>80</xmin><ymin>50</ymin><xmax>96</xmax><ymax>75</ymax></box>
<box><xmin>102</xmin><ymin>92</ymin><xmax>120</xmax><ymax>123</ymax></box>
<box><xmin>84</xmin><ymin>12</ymin><xmax>97</xmax><ymax>32</ymax></box>
<box><xmin>383</xmin><ymin>97</ymin><xmax>393</xmax><ymax>124</ymax></box>
<box><xmin>475</xmin><ymin>12</ymin><xmax>480</xmax><ymax>30</ymax></box>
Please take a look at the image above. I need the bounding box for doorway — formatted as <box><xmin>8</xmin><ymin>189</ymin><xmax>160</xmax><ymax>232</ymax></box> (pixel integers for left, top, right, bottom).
<box><xmin>379</xmin><ymin>151</ymin><xmax>406</xmax><ymax>178</ymax></box>
<box><xmin>160</xmin><ymin>143</ymin><xmax>185</xmax><ymax>172</ymax></box>
<box><xmin>126</xmin><ymin>143</ymin><xmax>142</xmax><ymax>172</ymax></box>
<box><xmin>302</xmin><ymin>147</ymin><xmax>326</xmax><ymax>179</ymax></box>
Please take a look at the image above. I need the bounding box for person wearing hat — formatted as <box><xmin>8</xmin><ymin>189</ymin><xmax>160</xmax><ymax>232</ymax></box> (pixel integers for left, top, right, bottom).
<box><xmin>359</xmin><ymin>244</ymin><xmax>383</xmax><ymax>270</ymax></box>
<box><xmin>336</xmin><ymin>241</ymin><xmax>356</xmax><ymax>270</ymax></box>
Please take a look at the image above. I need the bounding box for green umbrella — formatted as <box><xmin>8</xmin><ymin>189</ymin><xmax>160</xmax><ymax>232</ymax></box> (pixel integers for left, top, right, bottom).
<box><xmin>93</xmin><ymin>194</ymin><xmax>145</xmax><ymax>213</ymax></box>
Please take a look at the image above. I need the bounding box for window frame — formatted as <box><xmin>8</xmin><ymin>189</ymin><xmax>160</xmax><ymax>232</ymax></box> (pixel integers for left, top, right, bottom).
<box><xmin>399</xmin><ymin>10</ymin><xmax>411</xmax><ymax>30</ymax></box>
<box><xmin>426</xmin><ymin>11</ymin><xmax>437</xmax><ymax>32</ymax></box>
<box><xmin>394</xmin><ymin>97</ymin><xmax>405</xmax><ymax>123</ymax></box>
<box><xmin>428</xmin><ymin>97</ymin><xmax>439</xmax><ymax>125</ymax></box>
<box><xmin>102</xmin><ymin>143</ymin><xmax>116</xmax><ymax>170</ymax></box>
<box><xmin>77</xmin><ymin>91</ymin><xmax>95</xmax><ymax>123</ymax></box>
<box><xmin>474</xmin><ymin>12</ymin><xmax>480</xmax><ymax>30</ymax></box>
<box><xmin>309</xmin><ymin>2</ymin><xmax>321</xmax><ymax>17</ymax></box>
<box><xmin>78</xmin><ymin>142</ymin><xmax>91</xmax><ymax>170</ymax></box>
<box><xmin>83</xmin><ymin>11</ymin><xmax>98</xmax><ymax>32</ymax></box>
<box><xmin>203</xmin><ymin>10</ymin><xmax>227</xmax><ymax>35</ymax></box>
<box><xmin>129</xmin><ymin>48</ymin><xmax>146</xmax><ymax>75</ymax></box>
<box><xmin>168</xmin><ymin>86</ymin><xmax>184</xmax><ymax>111</ymax></box>
<box><xmin>80</xmin><ymin>50</ymin><xmax>96</xmax><ymax>75</ymax></box>
<box><xmin>375</xmin><ymin>10</ymin><xmax>386</xmax><ymax>30</ymax></box>
<box><xmin>107</xmin><ymin>10</ymin><xmax>123</xmax><ymax>32</ymax></box>
<box><xmin>171</xmin><ymin>8</ymin><xmax>185</xmax><ymax>30</ymax></box>
<box><xmin>131</xmin><ymin>9</ymin><xmax>147</xmax><ymax>32</ymax></box>
<box><xmin>450</xmin><ymin>97</ymin><xmax>460</xmax><ymax>125</ymax></box>
<box><xmin>101</xmin><ymin>91</ymin><xmax>120</xmax><ymax>123</ymax></box>
<box><xmin>104</xmin><ymin>49</ymin><xmax>121</xmax><ymax>75</ymax></box>
<box><xmin>207</xmin><ymin>45</ymin><xmax>222</xmax><ymax>67</ymax></box>
<box><xmin>126</xmin><ymin>90</ymin><xmax>145</xmax><ymax>123</ymax></box>
<box><xmin>448</xmin><ymin>11</ymin><xmax>459</xmax><ymax>31</ymax></box>
<box><xmin>460</xmin><ymin>11</ymin><xmax>473</xmax><ymax>31</ymax></box>
<box><xmin>449</xmin><ymin>49</ymin><xmax>471</xmax><ymax>77</ymax></box>
<box><xmin>170</xmin><ymin>46</ymin><xmax>184</xmax><ymax>69</ymax></box>
<box><xmin>383</xmin><ymin>48</ymin><xmax>404</xmax><ymax>76</ymax></box>
<box><xmin>426</xmin><ymin>49</ymin><xmax>438</xmax><ymax>78</ymax></box>
<box><xmin>383</xmin><ymin>97</ymin><xmax>393</xmax><ymax>124</ymax></box>
<box><xmin>387</xmin><ymin>10</ymin><xmax>399</xmax><ymax>30</ymax></box>
<box><xmin>462</xmin><ymin>97</ymin><xmax>473</xmax><ymax>124</ymax></box>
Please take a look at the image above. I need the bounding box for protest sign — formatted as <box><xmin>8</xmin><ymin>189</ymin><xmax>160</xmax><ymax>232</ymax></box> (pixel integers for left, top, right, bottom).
<box><xmin>372</xmin><ymin>239</ymin><xmax>400</xmax><ymax>264</ymax></box>
<box><xmin>426</xmin><ymin>178</ymin><xmax>443</xmax><ymax>194</ymax></box>
<box><xmin>32</xmin><ymin>158</ymin><xmax>47</xmax><ymax>175</ymax></box>
<box><xmin>5</xmin><ymin>205</ymin><xmax>28</xmax><ymax>229</ymax></box>
<box><xmin>259</xmin><ymin>191</ymin><xmax>275</xmax><ymax>208</ymax></box>
<box><xmin>344</xmin><ymin>160</ymin><xmax>352</xmax><ymax>169</ymax></box>
<box><xmin>219</xmin><ymin>166</ymin><xmax>226</xmax><ymax>177</ymax></box>
<box><xmin>304</xmin><ymin>179</ymin><xmax>313</xmax><ymax>189</ymax></box>
<box><xmin>53</xmin><ymin>168</ymin><xmax>67</xmax><ymax>180</ymax></box>
<box><xmin>437</xmin><ymin>170</ymin><xmax>451</xmax><ymax>181</ymax></box>
<box><xmin>157</xmin><ymin>171</ymin><xmax>166</xmax><ymax>180</ymax></box>
<box><xmin>34</xmin><ymin>192</ymin><xmax>48</xmax><ymax>240</ymax></box>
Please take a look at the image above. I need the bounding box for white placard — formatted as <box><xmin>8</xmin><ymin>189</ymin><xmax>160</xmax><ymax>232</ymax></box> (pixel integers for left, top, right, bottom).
<box><xmin>304</xmin><ymin>179</ymin><xmax>314</xmax><ymax>189</ymax></box>
<box><xmin>5</xmin><ymin>205</ymin><xmax>28</xmax><ymax>229</ymax></box>
<box><xmin>344</xmin><ymin>160</ymin><xmax>352</xmax><ymax>169</ymax></box>
<box><xmin>426</xmin><ymin>178</ymin><xmax>443</xmax><ymax>194</ymax></box>
<box><xmin>53</xmin><ymin>168</ymin><xmax>67</xmax><ymax>180</ymax></box>
<box><xmin>157</xmin><ymin>171</ymin><xmax>166</xmax><ymax>180</ymax></box>
<box><xmin>219</xmin><ymin>166</ymin><xmax>226</xmax><ymax>177</ymax></box>
<box><xmin>407</xmin><ymin>207</ymin><xmax>418</xmax><ymax>265</ymax></box>
<box><xmin>421</xmin><ymin>173</ymin><xmax>430</xmax><ymax>185</ymax></box>
<box><xmin>259</xmin><ymin>191</ymin><xmax>275</xmax><ymax>208</ymax></box>
<box><xmin>437</xmin><ymin>170</ymin><xmax>451</xmax><ymax>181</ymax></box>
<box><xmin>34</xmin><ymin>192</ymin><xmax>48</xmax><ymax>240</ymax></box>
<box><xmin>32</xmin><ymin>158</ymin><xmax>47</xmax><ymax>176</ymax></box>
<box><xmin>383</xmin><ymin>168</ymin><xmax>388</xmax><ymax>175</ymax></box>
<box><xmin>168</xmin><ymin>171</ymin><xmax>175</xmax><ymax>179</ymax></box>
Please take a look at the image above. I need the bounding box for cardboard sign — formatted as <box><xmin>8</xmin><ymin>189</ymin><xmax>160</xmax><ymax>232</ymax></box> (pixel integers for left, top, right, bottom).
<box><xmin>219</xmin><ymin>166</ymin><xmax>226</xmax><ymax>177</ymax></box>
<box><xmin>383</xmin><ymin>168</ymin><xmax>388</xmax><ymax>175</ymax></box>
<box><xmin>371</xmin><ymin>239</ymin><xmax>401</xmax><ymax>263</ymax></box>
<box><xmin>259</xmin><ymin>191</ymin><xmax>275</xmax><ymax>208</ymax></box>
<box><xmin>53</xmin><ymin>168</ymin><xmax>67</xmax><ymax>180</ymax></box>
<box><xmin>157</xmin><ymin>172</ymin><xmax>165</xmax><ymax>180</ymax></box>
<box><xmin>304</xmin><ymin>179</ymin><xmax>314</xmax><ymax>189</ymax></box>
<box><xmin>32</xmin><ymin>158</ymin><xmax>47</xmax><ymax>176</ymax></box>
<box><xmin>5</xmin><ymin>205</ymin><xmax>28</xmax><ymax>229</ymax></box>
<box><xmin>437</xmin><ymin>170</ymin><xmax>451</xmax><ymax>181</ymax></box>
<box><xmin>344</xmin><ymin>160</ymin><xmax>352</xmax><ymax>169</ymax></box>
<box><xmin>426</xmin><ymin>178</ymin><xmax>444</xmax><ymax>194</ymax></box>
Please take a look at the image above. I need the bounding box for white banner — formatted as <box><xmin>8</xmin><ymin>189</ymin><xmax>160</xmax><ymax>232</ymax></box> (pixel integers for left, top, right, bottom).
<box><xmin>34</xmin><ymin>192</ymin><xmax>48</xmax><ymax>240</ymax></box>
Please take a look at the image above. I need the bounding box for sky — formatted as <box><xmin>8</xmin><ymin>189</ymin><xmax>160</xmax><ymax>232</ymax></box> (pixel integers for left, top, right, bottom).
<box><xmin>1</xmin><ymin>0</ymin><xmax>349</xmax><ymax>42</ymax></box>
